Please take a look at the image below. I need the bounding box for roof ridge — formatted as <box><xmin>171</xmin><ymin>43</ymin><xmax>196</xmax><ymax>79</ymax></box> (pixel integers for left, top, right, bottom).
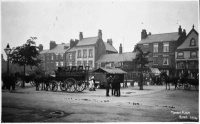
<box><xmin>149</xmin><ymin>32</ymin><xmax>178</xmax><ymax>36</ymax></box>
<box><xmin>81</xmin><ymin>36</ymin><xmax>98</xmax><ymax>40</ymax></box>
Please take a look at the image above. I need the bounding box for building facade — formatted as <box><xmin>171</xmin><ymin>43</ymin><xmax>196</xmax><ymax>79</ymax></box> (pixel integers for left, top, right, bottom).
<box><xmin>137</xmin><ymin>26</ymin><xmax>186</xmax><ymax>76</ymax></box>
<box><xmin>175</xmin><ymin>25</ymin><xmax>199</xmax><ymax>79</ymax></box>
<box><xmin>66</xmin><ymin>30</ymin><xmax>117</xmax><ymax>70</ymax></box>
<box><xmin>40</xmin><ymin>41</ymin><xmax>70</xmax><ymax>72</ymax></box>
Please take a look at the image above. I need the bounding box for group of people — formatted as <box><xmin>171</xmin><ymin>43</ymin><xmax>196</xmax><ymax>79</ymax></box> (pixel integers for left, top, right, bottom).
<box><xmin>2</xmin><ymin>73</ymin><xmax>16</xmax><ymax>90</ymax></box>
<box><xmin>106</xmin><ymin>75</ymin><xmax>121</xmax><ymax>97</ymax></box>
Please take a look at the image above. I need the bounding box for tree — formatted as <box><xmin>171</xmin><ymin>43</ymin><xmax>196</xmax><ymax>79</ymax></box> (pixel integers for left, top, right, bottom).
<box><xmin>10</xmin><ymin>37</ymin><xmax>42</xmax><ymax>87</ymax></box>
<box><xmin>132</xmin><ymin>45</ymin><xmax>150</xmax><ymax>90</ymax></box>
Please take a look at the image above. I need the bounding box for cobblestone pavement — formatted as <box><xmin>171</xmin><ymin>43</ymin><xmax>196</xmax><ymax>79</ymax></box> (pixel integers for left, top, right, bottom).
<box><xmin>2</xmin><ymin>83</ymin><xmax>199</xmax><ymax>122</ymax></box>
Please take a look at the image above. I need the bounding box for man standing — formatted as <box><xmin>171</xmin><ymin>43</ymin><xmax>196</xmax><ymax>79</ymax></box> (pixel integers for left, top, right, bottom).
<box><xmin>106</xmin><ymin>75</ymin><xmax>112</xmax><ymax>96</ymax></box>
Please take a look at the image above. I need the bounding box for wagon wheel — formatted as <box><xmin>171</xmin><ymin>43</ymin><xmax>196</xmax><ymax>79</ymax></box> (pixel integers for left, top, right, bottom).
<box><xmin>75</xmin><ymin>80</ymin><xmax>86</xmax><ymax>92</ymax></box>
<box><xmin>65</xmin><ymin>78</ymin><xmax>77</xmax><ymax>92</ymax></box>
<box><xmin>184</xmin><ymin>83</ymin><xmax>191</xmax><ymax>90</ymax></box>
<box><xmin>177</xmin><ymin>83</ymin><xmax>183</xmax><ymax>90</ymax></box>
<box><xmin>15</xmin><ymin>78</ymin><xmax>22</xmax><ymax>86</ymax></box>
<box><xmin>60</xmin><ymin>81</ymin><xmax>67</xmax><ymax>91</ymax></box>
<box><xmin>49</xmin><ymin>80</ymin><xmax>58</xmax><ymax>92</ymax></box>
<box><xmin>30</xmin><ymin>81</ymin><xmax>36</xmax><ymax>86</ymax></box>
<box><xmin>195</xmin><ymin>85</ymin><xmax>199</xmax><ymax>91</ymax></box>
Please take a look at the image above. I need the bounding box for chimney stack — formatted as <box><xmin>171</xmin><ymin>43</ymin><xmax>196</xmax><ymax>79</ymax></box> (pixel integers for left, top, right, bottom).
<box><xmin>70</xmin><ymin>39</ymin><xmax>75</xmax><ymax>48</ymax></box>
<box><xmin>119</xmin><ymin>44</ymin><xmax>122</xmax><ymax>54</ymax></box>
<box><xmin>182</xmin><ymin>29</ymin><xmax>186</xmax><ymax>37</ymax></box>
<box><xmin>50</xmin><ymin>41</ymin><xmax>57</xmax><ymax>50</ymax></box>
<box><xmin>38</xmin><ymin>44</ymin><xmax>43</xmax><ymax>51</ymax></box>
<box><xmin>98</xmin><ymin>29</ymin><xmax>102</xmax><ymax>39</ymax></box>
<box><xmin>141</xmin><ymin>29</ymin><xmax>147</xmax><ymax>39</ymax></box>
<box><xmin>107</xmin><ymin>39</ymin><xmax>113</xmax><ymax>46</ymax></box>
<box><xmin>79</xmin><ymin>32</ymin><xmax>83</xmax><ymax>41</ymax></box>
<box><xmin>178</xmin><ymin>25</ymin><xmax>182</xmax><ymax>35</ymax></box>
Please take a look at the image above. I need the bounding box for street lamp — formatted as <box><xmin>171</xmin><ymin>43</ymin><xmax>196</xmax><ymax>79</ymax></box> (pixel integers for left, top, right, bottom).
<box><xmin>4</xmin><ymin>43</ymin><xmax>12</xmax><ymax>76</ymax></box>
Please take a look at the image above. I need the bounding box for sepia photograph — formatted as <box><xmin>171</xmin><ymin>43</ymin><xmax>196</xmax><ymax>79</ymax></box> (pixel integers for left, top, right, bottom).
<box><xmin>1</xmin><ymin>0</ymin><xmax>199</xmax><ymax>123</ymax></box>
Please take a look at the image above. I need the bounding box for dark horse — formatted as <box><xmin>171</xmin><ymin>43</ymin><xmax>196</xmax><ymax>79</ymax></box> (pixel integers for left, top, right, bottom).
<box><xmin>160</xmin><ymin>72</ymin><xmax>179</xmax><ymax>90</ymax></box>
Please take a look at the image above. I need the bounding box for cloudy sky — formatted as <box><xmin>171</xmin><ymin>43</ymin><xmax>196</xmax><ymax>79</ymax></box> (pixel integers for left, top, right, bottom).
<box><xmin>1</xmin><ymin>0</ymin><xmax>199</xmax><ymax>60</ymax></box>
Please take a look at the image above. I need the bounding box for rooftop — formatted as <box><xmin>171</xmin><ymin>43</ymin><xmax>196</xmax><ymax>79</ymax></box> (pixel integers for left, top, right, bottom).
<box><xmin>45</xmin><ymin>43</ymin><xmax>70</xmax><ymax>54</ymax></box>
<box><xmin>96</xmin><ymin>52</ymin><xmax>136</xmax><ymax>63</ymax></box>
<box><xmin>76</xmin><ymin>37</ymin><xmax>99</xmax><ymax>46</ymax></box>
<box><xmin>104</xmin><ymin>42</ymin><xmax>118</xmax><ymax>53</ymax></box>
<box><xmin>137</xmin><ymin>32</ymin><xmax>181</xmax><ymax>44</ymax></box>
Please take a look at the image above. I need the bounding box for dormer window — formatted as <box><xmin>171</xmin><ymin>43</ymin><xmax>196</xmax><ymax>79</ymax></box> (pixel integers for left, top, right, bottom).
<box><xmin>190</xmin><ymin>38</ymin><xmax>196</xmax><ymax>46</ymax></box>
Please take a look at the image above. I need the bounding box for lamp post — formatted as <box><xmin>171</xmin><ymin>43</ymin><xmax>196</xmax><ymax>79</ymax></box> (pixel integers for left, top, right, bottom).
<box><xmin>4</xmin><ymin>43</ymin><xmax>12</xmax><ymax>76</ymax></box>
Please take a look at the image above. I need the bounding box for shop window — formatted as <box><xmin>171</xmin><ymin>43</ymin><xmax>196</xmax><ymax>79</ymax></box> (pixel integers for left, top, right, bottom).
<box><xmin>178</xmin><ymin>62</ymin><xmax>185</xmax><ymax>69</ymax></box>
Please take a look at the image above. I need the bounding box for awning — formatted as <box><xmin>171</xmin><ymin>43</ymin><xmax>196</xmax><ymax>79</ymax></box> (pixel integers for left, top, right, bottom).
<box><xmin>149</xmin><ymin>67</ymin><xmax>161</xmax><ymax>75</ymax></box>
<box><xmin>93</xmin><ymin>67</ymin><xmax>127</xmax><ymax>74</ymax></box>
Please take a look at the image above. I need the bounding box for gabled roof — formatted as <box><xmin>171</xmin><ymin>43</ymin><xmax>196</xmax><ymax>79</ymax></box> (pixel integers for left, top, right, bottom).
<box><xmin>45</xmin><ymin>43</ymin><xmax>70</xmax><ymax>54</ymax></box>
<box><xmin>177</xmin><ymin>28</ymin><xmax>198</xmax><ymax>50</ymax></box>
<box><xmin>93</xmin><ymin>67</ymin><xmax>127</xmax><ymax>74</ymax></box>
<box><xmin>137</xmin><ymin>32</ymin><xmax>181</xmax><ymax>44</ymax></box>
<box><xmin>104</xmin><ymin>42</ymin><xmax>118</xmax><ymax>53</ymax></box>
<box><xmin>96</xmin><ymin>52</ymin><xmax>136</xmax><ymax>63</ymax></box>
<box><xmin>76</xmin><ymin>37</ymin><xmax>99</xmax><ymax>46</ymax></box>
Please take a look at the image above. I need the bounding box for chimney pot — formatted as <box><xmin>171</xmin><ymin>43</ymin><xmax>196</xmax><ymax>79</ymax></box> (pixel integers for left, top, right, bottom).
<box><xmin>79</xmin><ymin>32</ymin><xmax>83</xmax><ymax>41</ymax></box>
<box><xmin>98</xmin><ymin>29</ymin><xmax>102</xmax><ymax>39</ymax></box>
<box><xmin>50</xmin><ymin>41</ymin><xmax>57</xmax><ymax>50</ymax></box>
<box><xmin>178</xmin><ymin>25</ymin><xmax>182</xmax><ymax>35</ymax></box>
<box><xmin>107</xmin><ymin>39</ymin><xmax>113</xmax><ymax>46</ymax></box>
<box><xmin>119</xmin><ymin>43</ymin><xmax>122</xmax><ymax>54</ymax></box>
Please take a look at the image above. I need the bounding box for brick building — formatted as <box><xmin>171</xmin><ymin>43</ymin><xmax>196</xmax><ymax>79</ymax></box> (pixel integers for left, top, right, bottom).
<box><xmin>175</xmin><ymin>25</ymin><xmax>199</xmax><ymax>78</ymax></box>
<box><xmin>65</xmin><ymin>30</ymin><xmax>117</xmax><ymax>70</ymax></box>
<box><xmin>137</xmin><ymin>26</ymin><xmax>186</xmax><ymax>76</ymax></box>
<box><xmin>40</xmin><ymin>42</ymin><xmax>70</xmax><ymax>72</ymax></box>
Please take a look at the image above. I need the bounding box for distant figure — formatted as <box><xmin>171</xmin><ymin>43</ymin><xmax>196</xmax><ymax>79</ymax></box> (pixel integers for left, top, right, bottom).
<box><xmin>10</xmin><ymin>73</ymin><xmax>16</xmax><ymax>90</ymax></box>
<box><xmin>114</xmin><ymin>75</ymin><xmax>121</xmax><ymax>97</ymax></box>
<box><xmin>89</xmin><ymin>76</ymin><xmax>96</xmax><ymax>91</ymax></box>
<box><xmin>106</xmin><ymin>75</ymin><xmax>112</xmax><ymax>96</ymax></box>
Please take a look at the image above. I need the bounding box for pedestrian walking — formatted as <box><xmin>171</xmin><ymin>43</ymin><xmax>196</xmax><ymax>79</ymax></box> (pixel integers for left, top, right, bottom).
<box><xmin>106</xmin><ymin>75</ymin><xmax>112</xmax><ymax>96</ymax></box>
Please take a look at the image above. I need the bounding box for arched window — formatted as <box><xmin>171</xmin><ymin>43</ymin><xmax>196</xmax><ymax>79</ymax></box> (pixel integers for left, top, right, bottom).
<box><xmin>190</xmin><ymin>38</ymin><xmax>196</xmax><ymax>46</ymax></box>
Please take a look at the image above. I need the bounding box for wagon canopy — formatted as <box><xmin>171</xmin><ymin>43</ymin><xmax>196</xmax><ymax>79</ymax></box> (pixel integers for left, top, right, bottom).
<box><xmin>93</xmin><ymin>67</ymin><xmax>127</xmax><ymax>74</ymax></box>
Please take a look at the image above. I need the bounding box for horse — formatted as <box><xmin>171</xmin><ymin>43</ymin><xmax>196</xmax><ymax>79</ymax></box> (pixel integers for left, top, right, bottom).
<box><xmin>160</xmin><ymin>72</ymin><xmax>179</xmax><ymax>90</ymax></box>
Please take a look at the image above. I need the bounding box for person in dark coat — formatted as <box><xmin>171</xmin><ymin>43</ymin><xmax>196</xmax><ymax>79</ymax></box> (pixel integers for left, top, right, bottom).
<box><xmin>10</xmin><ymin>73</ymin><xmax>16</xmax><ymax>90</ymax></box>
<box><xmin>106</xmin><ymin>75</ymin><xmax>112</xmax><ymax>96</ymax></box>
<box><xmin>115</xmin><ymin>75</ymin><xmax>121</xmax><ymax>97</ymax></box>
